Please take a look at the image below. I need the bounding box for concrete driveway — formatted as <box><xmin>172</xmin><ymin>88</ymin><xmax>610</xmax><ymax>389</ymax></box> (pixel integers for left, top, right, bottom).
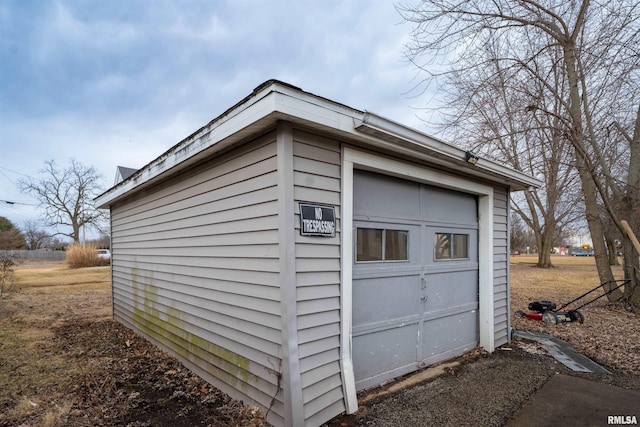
<box><xmin>327</xmin><ymin>337</ymin><xmax>640</xmax><ymax>426</ymax></box>
<box><xmin>507</xmin><ymin>374</ymin><xmax>640</xmax><ymax>427</ymax></box>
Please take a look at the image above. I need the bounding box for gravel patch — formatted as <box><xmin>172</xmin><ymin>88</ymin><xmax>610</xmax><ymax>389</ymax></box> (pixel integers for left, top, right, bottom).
<box><xmin>326</xmin><ymin>340</ymin><xmax>640</xmax><ymax>427</ymax></box>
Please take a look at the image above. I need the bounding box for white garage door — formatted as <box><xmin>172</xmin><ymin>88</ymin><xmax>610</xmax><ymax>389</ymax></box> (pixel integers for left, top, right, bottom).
<box><xmin>352</xmin><ymin>170</ymin><xmax>479</xmax><ymax>390</ymax></box>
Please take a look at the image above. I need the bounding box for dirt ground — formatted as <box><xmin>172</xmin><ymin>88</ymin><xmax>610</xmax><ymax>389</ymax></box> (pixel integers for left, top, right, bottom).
<box><xmin>0</xmin><ymin>256</ymin><xmax>638</xmax><ymax>427</ymax></box>
<box><xmin>0</xmin><ymin>263</ymin><xmax>268</xmax><ymax>427</ymax></box>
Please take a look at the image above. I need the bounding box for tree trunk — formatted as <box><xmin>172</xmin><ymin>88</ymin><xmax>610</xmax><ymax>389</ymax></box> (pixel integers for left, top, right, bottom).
<box><xmin>72</xmin><ymin>222</ymin><xmax>81</xmax><ymax>243</ymax></box>
<box><xmin>620</xmin><ymin>220</ymin><xmax>640</xmax><ymax>305</ymax></box>
<box><xmin>536</xmin><ymin>223</ymin><xmax>555</xmax><ymax>268</ymax></box>
<box><xmin>622</xmin><ymin>247</ymin><xmax>640</xmax><ymax>304</ymax></box>
<box><xmin>618</xmin><ymin>105</ymin><xmax>640</xmax><ymax>305</ymax></box>
<box><xmin>575</xmin><ymin>158</ymin><xmax>622</xmax><ymax>300</ymax></box>
<box><xmin>606</xmin><ymin>237</ymin><xmax>619</xmax><ymax>266</ymax></box>
<box><xmin>537</xmin><ymin>238</ymin><xmax>553</xmax><ymax>268</ymax></box>
<box><xmin>563</xmin><ymin>40</ymin><xmax>622</xmax><ymax>301</ymax></box>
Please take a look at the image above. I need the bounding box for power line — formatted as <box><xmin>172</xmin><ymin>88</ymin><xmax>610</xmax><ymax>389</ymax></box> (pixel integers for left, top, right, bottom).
<box><xmin>1</xmin><ymin>199</ymin><xmax>37</xmax><ymax>206</ymax></box>
<box><xmin>0</xmin><ymin>166</ymin><xmax>31</xmax><ymax>178</ymax></box>
<box><xmin>0</xmin><ymin>169</ymin><xmax>16</xmax><ymax>185</ymax></box>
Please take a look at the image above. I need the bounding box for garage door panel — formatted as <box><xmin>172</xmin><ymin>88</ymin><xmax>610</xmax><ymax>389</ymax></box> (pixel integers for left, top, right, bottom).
<box><xmin>420</xmin><ymin>302</ymin><xmax>478</xmax><ymax>323</ymax></box>
<box><xmin>353</xmin><ymin>324</ymin><xmax>418</xmax><ymax>389</ymax></box>
<box><xmin>421</xmin><ymin>311</ymin><xmax>478</xmax><ymax>364</ymax></box>
<box><xmin>423</xmin><ymin>271</ymin><xmax>479</xmax><ymax>311</ymax></box>
<box><xmin>354</xmin><ymin>170</ymin><xmax>421</xmax><ymax>220</ymax></box>
<box><xmin>421</xmin><ymin>186</ymin><xmax>477</xmax><ymax>225</ymax></box>
<box><xmin>353</xmin><ymin>275</ymin><xmax>421</xmax><ymax>326</ymax></box>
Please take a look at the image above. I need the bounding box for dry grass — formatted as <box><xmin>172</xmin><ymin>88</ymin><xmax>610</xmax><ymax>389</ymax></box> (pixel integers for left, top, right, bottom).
<box><xmin>14</xmin><ymin>265</ymin><xmax>110</xmax><ymax>292</ymax></box>
<box><xmin>0</xmin><ymin>262</ymin><xmax>111</xmax><ymax>426</ymax></box>
<box><xmin>0</xmin><ymin>262</ymin><xmax>269</xmax><ymax>427</ymax></box>
<box><xmin>510</xmin><ymin>254</ymin><xmax>624</xmax><ymax>309</ymax></box>
<box><xmin>511</xmin><ymin>254</ymin><xmax>639</xmax><ymax>374</ymax></box>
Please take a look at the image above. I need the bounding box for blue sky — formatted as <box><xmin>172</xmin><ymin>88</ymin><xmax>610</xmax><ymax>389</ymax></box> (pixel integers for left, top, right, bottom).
<box><xmin>0</xmin><ymin>0</ymin><xmax>440</xmax><ymax>236</ymax></box>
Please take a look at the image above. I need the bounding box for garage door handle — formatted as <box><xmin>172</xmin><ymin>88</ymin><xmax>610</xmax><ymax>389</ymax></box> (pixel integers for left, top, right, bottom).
<box><xmin>421</xmin><ymin>296</ymin><xmax>428</xmax><ymax>302</ymax></box>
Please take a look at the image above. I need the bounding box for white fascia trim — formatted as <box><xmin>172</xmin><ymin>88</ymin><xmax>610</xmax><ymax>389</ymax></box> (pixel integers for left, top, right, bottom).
<box><xmin>268</xmin><ymin>88</ymin><xmax>540</xmax><ymax>191</ymax></box>
<box><xmin>354</xmin><ymin>112</ymin><xmax>542</xmax><ymax>191</ymax></box>
<box><xmin>95</xmin><ymin>89</ymin><xmax>279</xmax><ymax>208</ymax></box>
<box><xmin>95</xmin><ymin>83</ymin><xmax>361</xmax><ymax>208</ymax></box>
<box><xmin>97</xmin><ymin>81</ymin><xmax>540</xmax><ymax>208</ymax></box>
<box><xmin>340</xmin><ymin>147</ymin><xmax>495</xmax><ymax>413</ymax></box>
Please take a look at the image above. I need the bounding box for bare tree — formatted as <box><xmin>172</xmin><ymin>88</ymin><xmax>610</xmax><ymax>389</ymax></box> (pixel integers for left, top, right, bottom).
<box><xmin>18</xmin><ymin>159</ymin><xmax>108</xmax><ymax>243</ymax></box>
<box><xmin>22</xmin><ymin>220</ymin><xmax>52</xmax><ymax>250</ymax></box>
<box><xmin>399</xmin><ymin>0</ymin><xmax>640</xmax><ymax>303</ymax></box>
<box><xmin>510</xmin><ymin>213</ymin><xmax>534</xmax><ymax>254</ymax></box>
<box><xmin>434</xmin><ymin>37</ymin><xmax>582</xmax><ymax>267</ymax></box>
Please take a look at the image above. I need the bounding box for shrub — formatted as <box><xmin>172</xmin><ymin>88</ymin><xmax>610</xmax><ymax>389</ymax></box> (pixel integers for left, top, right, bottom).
<box><xmin>66</xmin><ymin>243</ymin><xmax>101</xmax><ymax>268</ymax></box>
<box><xmin>0</xmin><ymin>254</ymin><xmax>16</xmax><ymax>297</ymax></box>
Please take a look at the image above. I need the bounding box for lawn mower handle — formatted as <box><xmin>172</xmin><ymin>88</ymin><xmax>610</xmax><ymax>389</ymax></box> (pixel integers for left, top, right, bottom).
<box><xmin>558</xmin><ymin>279</ymin><xmax>629</xmax><ymax>311</ymax></box>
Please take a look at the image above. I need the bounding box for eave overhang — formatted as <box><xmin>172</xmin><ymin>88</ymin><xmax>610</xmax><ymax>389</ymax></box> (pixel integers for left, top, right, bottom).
<box><xmin>95</xmin><ymin>80</ymin><xmax>541</xmax><ymax>208</ymax></box>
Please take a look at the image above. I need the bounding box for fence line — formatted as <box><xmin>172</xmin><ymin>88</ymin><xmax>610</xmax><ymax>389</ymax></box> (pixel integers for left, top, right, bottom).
<box><xmin>0</xmin><ymin>250</ymin><xmax>66</xmax><ymax>260</ymax></box>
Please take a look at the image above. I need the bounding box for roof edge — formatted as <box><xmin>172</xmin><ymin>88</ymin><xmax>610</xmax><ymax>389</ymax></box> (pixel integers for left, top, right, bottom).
<box><xmin>96</xmin><ymin>80</ymin><xmax>541</xmax><ymax>208</ymax></box>
<box><xmin>355</xmin><ymin>112</ymin><xmax>542</xmax><ymax>191</ymax></box>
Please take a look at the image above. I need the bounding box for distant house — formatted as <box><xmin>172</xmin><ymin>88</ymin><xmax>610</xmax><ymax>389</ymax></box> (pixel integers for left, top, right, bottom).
<box><xmin>95</xmin><ymin>80</ymin><xmax>540</xmax><ymax>427</ymax></box>
<box><xmin>113</xmin><ymin>166</ymin><xmax>138</xmax><ymax>186</ymax></box>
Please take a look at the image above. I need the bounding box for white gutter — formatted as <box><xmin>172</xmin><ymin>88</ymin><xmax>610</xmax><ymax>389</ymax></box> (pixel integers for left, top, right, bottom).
<box><xmin>354</xmin><ymin>112</ymin><xmax>542</xmax><ymax>191</ymax></box>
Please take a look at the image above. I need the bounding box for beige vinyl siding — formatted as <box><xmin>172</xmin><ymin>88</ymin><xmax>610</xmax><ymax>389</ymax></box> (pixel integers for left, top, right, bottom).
<box><xmin>292</xmin><ymin>129</ymin><xmax>346</xmax><ymax>424</ymax></box>
<box><xmin>110</xmin><ymin>132</ymin><xmax>286</xmax><ymax>425</ymax></box>
<box><xmin>492</xmin><ymin>186</ymin><xmax>510</xmax><ymax>347</ymax></box>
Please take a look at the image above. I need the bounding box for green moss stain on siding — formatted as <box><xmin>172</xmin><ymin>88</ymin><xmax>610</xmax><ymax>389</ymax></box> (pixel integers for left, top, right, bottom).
<box><xmin>129</xmin><ymin>269</ymin><xmax>260</xmax><ymax>392</ymax></box>
<box><xmin>132</xmin><ymin>269</ymin><xmax>160</xmax><ymax>328</ymax></box>
<box><xmin>185</xmin><ymin>330</ymin><xmax>256</xmax><ymax>392</ymax></box>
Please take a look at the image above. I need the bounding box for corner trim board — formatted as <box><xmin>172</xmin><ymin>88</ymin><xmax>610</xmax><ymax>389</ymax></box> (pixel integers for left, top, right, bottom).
<box><xmin>277</xmin><ymin>122</ymin><xmax>304</xmax><ymax>426</ymax></box>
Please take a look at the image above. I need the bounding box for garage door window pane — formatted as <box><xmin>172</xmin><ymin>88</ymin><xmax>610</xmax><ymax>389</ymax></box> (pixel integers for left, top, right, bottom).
<box><xmin>435</xmin><ymin>233</ymin><xmax>451</xmax><ymax>259</ymax></box>
<box><xmin>453</xmin><ymin>234</ymin><xmax>468</xmax><ymax>259</ymax></box>
<box><xmin>385</xmin><ymin>230</ymin><xmax>408</xmax><ymax>261</ymax></box>
<box><xmin>357</xmin><ymin>228</ymin><xmax>408</xmax><ymax>262</ymax></box>
<box><xmin>435</xmin><ymin>233</ymin><xmax>469</xmax><ymax>260</ymax></box>
<box><xmin>357</xmin><ymin>228</ymin><xmax>383</xmax><ymax>261</ymax></box>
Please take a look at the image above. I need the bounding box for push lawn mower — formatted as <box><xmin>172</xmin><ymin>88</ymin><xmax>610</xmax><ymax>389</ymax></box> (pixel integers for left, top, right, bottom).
<box><xmin>514</xmin><ymin>279</ymin><xmax>629</xmax><ymax>325</ymax></box>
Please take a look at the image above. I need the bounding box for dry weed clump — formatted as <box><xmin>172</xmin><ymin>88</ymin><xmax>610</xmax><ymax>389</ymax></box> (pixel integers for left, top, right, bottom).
<box><xmin>0</xmin><ymin>254</ymin><xmax>17</xmax><ymax>297</ymax></box>
<box><xmin>65</xmin><ymin>243</ymin><xmax>102</xmax><ymax>268</ymax></box>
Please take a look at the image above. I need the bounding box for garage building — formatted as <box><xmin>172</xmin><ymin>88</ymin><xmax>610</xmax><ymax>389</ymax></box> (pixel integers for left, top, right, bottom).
<box><xmin>95</xmin><ymin>80</ymin><xmax>540</xmax><ymax>427</ymax></box>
